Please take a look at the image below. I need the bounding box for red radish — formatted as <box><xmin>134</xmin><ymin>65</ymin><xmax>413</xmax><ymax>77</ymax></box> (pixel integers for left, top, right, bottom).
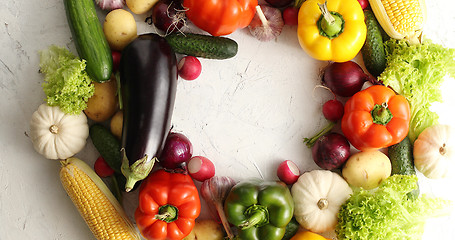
<box><xmin>322</xmin><ymin>99</ymin><xmax>344</xmax><ymax>122</ymax></box>
<box><xmin>94</xmin><ymin>156</ymin><xmax>115</xmax><ymax>178</ymax></box>
<box><xmin>357</xmin><ymin>0</ymin><xmax>369</xmax><ymax>9</ymax></box>
<box><xmin>178</xmin><ymin>56</ymin><xmax>202</xmax><ymax>80</ymax></box>
<box><xmin>188</xmin><ymin>156</ymin><xmax>215</xmax><ymax>182</ymax></box>
<box><xmin>150</xmin><ymin>1</ymin><xmax>185</xmax><ymax>34</ymax></box>
<box><xmin>111</xmin><ymin>50</ymin><xmax>121</xmax><ymax>72</ymax></box>
<box><xmin>282</xmin><ymin>6</ymin><xmax>299</xmax><ymax>26</ymax></box>
<box><xmin>248</xmin><ymin>5</ymin><xmax>284</xmax><ymax>42</ymax></box>
<box><xmin>159</xmin><ymin>132</ymin><xmax>193</xmax><ymax>169</ymax></box>
<box><xmin>277</xmin><ymin>160</ymin><xmax>300</xmax><ymax>185</ymax></box>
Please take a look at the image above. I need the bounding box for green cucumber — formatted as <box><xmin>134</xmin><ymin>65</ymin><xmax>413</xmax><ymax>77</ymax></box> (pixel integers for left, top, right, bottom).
<box><xmin>388</xmin><ymin>136</ymin><xmax>420</xmax><ymax>200</ymax></box>
<box><xmin>282</xmin><ymin>218</ymin><xmax>300</xmax><ymax>240</ymax></box>
<box><xmin>89</xmin><ymin>124</ymin><xmax>121</xmax><ymax>173</ymax></box>
<box><xmin>64</xmin><ymin>0</ymin><xmax>113</xmax><ymax>82</ymax></box>
<box><xmin>164</xmin><ymin>33</ymin><xmax>238</xmax><ymax>59</ymax></box>
<box><xmin>361</xmin><ymin>10</ymin><xmax>387</xmax><ymax>77</ymax></box>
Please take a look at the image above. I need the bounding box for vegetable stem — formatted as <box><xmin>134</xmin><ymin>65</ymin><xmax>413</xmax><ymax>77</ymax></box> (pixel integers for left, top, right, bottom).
<box><xmin>317</xmin><ymin>1</ymin><xmax>344</xmax><ymax>39</ymax></box>
<box><xmin>155</xmin><ymin>204</ymin><xmax>179</xmax><ymax>223</ymax></box>
<box><xmin>303</xmin><ymin>121</ymin><xmax>336</xmax><ymax>148</ymax></box>
<box><xmin>371</xmin><ymin>103</ymin><xmax>393</xmax><ymax>125</ymax></box>
<box><xmin>255</xmin><ymin>5</ymin><xmax>269</xmax><ymax>27</ymax></box>
<box><xmin>239</xmin><ymin>205</ymin><xmax>269</xmax><ymax>230</ymax></box>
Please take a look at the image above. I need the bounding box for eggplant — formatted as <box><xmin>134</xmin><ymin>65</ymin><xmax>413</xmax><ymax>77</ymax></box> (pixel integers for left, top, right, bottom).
<box><xmin>119</xmin><ymin>34</ymin><xmax>177</xmax><ymax>192</ymax></box>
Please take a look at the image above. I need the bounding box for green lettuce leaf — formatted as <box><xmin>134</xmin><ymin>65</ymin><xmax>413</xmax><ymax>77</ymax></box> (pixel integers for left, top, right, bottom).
<box><xmin>39</xmin><ymin>45</ymin><xmax>94</xmax><ymax>114</ymax></box>
<box><xmin>378</xmin><ymin>39</ymin><xmax>455</xmax><ymax>142</ymax></box>
<box><xmin>336</xmin><ymin>175</ymin><xmax>452</xmax><ymax>240</ymax></box>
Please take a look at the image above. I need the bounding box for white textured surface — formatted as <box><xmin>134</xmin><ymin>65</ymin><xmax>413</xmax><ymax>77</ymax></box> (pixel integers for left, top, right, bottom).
<box><xmin>1</xmin><ymin>0</ymin><xmax>455</xmax><ymax>239</ymax></box>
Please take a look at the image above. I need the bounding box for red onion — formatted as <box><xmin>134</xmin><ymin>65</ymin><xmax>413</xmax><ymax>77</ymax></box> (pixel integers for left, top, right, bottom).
<box><xmin>150</xmin><ymin>1</ymin><xmax>185</xmax><ymax>34</ymax></box>
<box><xmin>200</xmin><ymin>176</ymin><xmax>237</xmax><ymax>239</ymax></box>
<box><xmin>312</xmin><ymin>132</ymin><xmax>350</xmax><ymax>170</ymax></box>
<box><xmin>322</xmin><ymin>61</ymin><xmax>371</xmax><ymax>97</ymax></box>
<box><xmin>159</xmin><ymin>132</ymin><xmax>193</xmax><ymax>169</ymax></box>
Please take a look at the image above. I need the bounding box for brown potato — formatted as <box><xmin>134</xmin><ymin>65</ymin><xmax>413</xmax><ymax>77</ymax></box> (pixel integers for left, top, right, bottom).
<box><xmin>110</xmin><ymin>110</ymin><xmax>123</xmax><ymax>139</ymax></box>
<box><xmin>103</xmin><ymin>9</ymin><xmax>137</xmax><ymax>51</ymax></box>
<box><xmin>84</xmin><ymin>78</ymin><xmax>118</xmax><ymax>122</ymax></box>
<box><xmin>192</xmin><ymin>220</ymin><xmax>224</xmax><ymax>240</ymax></box>
<box><xmin>126</xmin><ymin>0</ymin><xmax>159</xmax><ymax>15</ymax></box>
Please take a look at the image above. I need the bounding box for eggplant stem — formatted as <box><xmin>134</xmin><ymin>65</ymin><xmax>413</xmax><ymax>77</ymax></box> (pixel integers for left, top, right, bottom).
<box><xmin>121</xmin><ymin>149</ymin><xmax>156</xmax><ymax>192</ymax></box>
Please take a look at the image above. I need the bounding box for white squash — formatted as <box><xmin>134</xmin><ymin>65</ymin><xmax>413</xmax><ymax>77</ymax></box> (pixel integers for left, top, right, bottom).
<box><xmin>30</xmin><ymin>104</ymin><xmax>89</xmax><ymax>160</ymax></box>
<box><xmin>291</xmin><ymin>170</ymin><xmax>352</xmax><ymax>233</ymax></box>
<box><xmin>414</xmin><ymin>124</ymin><xmax>454</xmax><ymax>179</ymax></box>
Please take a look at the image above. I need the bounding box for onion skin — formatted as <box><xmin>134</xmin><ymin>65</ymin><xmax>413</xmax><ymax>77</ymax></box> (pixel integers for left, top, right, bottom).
<box><xmin>159</xmin><ymin>132</ymin><xmax>193</xmax><ymax>169</ymax></box>
<box><xmin>322</xmin><ymin>61</ymin><xmax>369</xmax><ymax>97</ymax></box>
<box><xmin>312</xmin><ymin>133</ymin><xmax>351</xmax><ymax>170</ymax></box>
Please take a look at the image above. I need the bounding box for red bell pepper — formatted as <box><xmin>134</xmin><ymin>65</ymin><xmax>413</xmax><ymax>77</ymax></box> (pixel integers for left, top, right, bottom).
<box><xmin>183</xmin><ymin>0</ymin><xmax>258</xmax><ymax>36</ymax></box>
<box><xmin>341</xmin><ymin>85</ymin><xmax>411</xmax><ymax>151</ymax></box>
<box><xmin>135</xmin><ymin>169</ymin><xmax>201</xmax><ymax>240</ymax></box>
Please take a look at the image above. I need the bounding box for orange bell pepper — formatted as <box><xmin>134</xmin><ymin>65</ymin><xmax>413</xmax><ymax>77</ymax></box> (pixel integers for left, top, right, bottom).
<box><xmin>341</xmin><ymin>85</ymin><xmax>410</xmax><ymax>151</ymax></box>
<box><xmin>135</xmin><ymin>169</ymin><xmax>201</xmax><ymax>240</ymax></box>
<box><xmin>183</xmin><ymin>0</ymin><xmax>258</xmax><ymax>36</ymax></box>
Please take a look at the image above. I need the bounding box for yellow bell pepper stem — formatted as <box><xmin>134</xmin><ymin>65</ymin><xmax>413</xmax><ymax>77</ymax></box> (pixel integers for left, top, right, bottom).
<box><xmin>317</xmin><ymin>2</ymin><xmax>343</xmax><ymax>39</ymax></box>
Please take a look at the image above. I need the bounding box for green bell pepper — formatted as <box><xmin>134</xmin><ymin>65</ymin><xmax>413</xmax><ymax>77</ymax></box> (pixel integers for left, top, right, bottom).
<box><xmin>224</xmin><ymin>179</ymin><xmax>294</xmax><ymax>240</ymax></box>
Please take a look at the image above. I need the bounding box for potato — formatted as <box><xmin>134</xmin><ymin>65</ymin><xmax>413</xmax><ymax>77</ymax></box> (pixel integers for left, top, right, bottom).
<box><xmin>126</xmin><ymin>0</ymin><xmax>159</xmax><ymax>15</ymax></box>
<box><xmin>84</xmin><ymin>78</ymin><xmax>118</xmax><ymax>122</ymax></box>
<box><xmin>183</xmin><ymin>220</ymin><xmax>224</xmax><ymax>240</ymax></box>
<box><xmin>110</xmin><ymin>110</ymin><xmax>123</xmax><ymax>139</ymax></box>
<box><xmin>342</xmin><ymin>151</ymin><xmax>391</xmax><ymax>190</ymax></box>
<box><xmin>103</xmin><ymin>9</ymin><xmax>137</xmax><ymax>51</ymax></box>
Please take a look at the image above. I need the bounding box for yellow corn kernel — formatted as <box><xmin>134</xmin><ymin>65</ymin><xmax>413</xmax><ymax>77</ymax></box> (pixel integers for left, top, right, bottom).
<box><xmin>60</xmin><ymin>157</ymin><xmax>140</xmax><ymax>240</ymax></box>
<box><xmin>369</xmin><ymin>0</ymin><xmax>426</xmax><ymax>44</ymax></box>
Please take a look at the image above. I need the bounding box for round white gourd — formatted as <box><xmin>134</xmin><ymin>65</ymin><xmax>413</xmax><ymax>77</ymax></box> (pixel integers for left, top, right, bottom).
<box><xmin>414</xmin><ymin>124</ymin><xmax>454</xmax><ymax>179</ymax></box>
<box><xmin>30</xmin><ymin>104</ymin><xmax>89</xmax><ymax>160</ymax></box>
<box><xmin>291</xmin><ymin>170</ymin><xmax>352</xmax><ymax>233</ymax></box>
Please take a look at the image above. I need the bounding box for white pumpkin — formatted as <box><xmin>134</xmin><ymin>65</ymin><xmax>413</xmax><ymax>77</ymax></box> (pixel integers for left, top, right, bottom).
<box><xmin>291</xmin><ymin>170</ymin><xmax>352</xmax><ymax>233</ymax></box>
<box><xmin>30</xmin><ymin>104</ymin><xmax>89</xmax><ymax>160</ymax></box>
<box><xmin>414</xmin><ymin>124</ymin><xmax>454</xmax><ymax>179</ymax></box>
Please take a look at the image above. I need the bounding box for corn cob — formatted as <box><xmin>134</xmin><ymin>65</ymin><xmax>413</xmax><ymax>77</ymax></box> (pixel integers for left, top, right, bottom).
<box><xmin>60</xmin><ymin>157</ymin><xmax>140</xmax><ymax>240</ymax></box>
<box><xmin>368</xmin><ymin>0</ymin><xmax>426</xmax><ymax>44</ymax></box>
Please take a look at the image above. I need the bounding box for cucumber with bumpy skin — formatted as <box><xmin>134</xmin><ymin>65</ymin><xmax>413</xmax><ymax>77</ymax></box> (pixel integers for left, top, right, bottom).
<box><xmin>165</xmin><ymin>33</ymin><xmax>238</xmax><ymax>59</ymax></box>
<box><xmin>388</xmin><ymin>136</ymin><xmax>420</xmax><ymax>200</ymax></box>
<box><xmin>361</xmin><ymin>10</ymin><xmax>386</xmax><ymax>77</ymax></box>
<box><xmin>64</xmin><ymin>0</ymin><xmax>113</xmax><ymax>82</ymax></box>
<box><xmin>90</xmin><ymin>124</ymin><xmax>122</xmax><ymax>173</ymax></box>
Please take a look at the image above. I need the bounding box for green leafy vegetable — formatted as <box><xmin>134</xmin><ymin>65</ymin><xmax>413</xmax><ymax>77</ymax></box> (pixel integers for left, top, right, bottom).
<box><xmin>39</xmin><ymin>45</ymin><xmax>94</xmax><ymax>114</ymax></box>
<box><xmin>336</xmin><ymin>175</ymin><xmax>452</xmax><ymax>240</ymax></box>
<box><xmin>378</xmin><ymin>39</ymin><xmax>455</xmax><ymax>142</ymax></box>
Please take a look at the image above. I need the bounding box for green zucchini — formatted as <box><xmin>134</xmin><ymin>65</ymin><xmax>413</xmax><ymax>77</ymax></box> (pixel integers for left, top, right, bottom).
<box><xmin>361</xmin><ymin>10</ymin><xmax>386</xmax><ymax>77</ymax></box>
<box><xmin>388</xmin><ymin>136</ymin><xmax>420</xmax><ymax>200</ymax></box>
<box><xmin>164</xmin><ymin>33</ymin><xmax>238</xmax><ymax>59</ymax></box>
<box><xmin>64</xmin><ymin>0</ymin><xmax>112</xmax><ymax>82</ymax></box>
<box><xmin>89</xmin><ymin>124</ymin><xmax>121</xmax><ymax>173</ymax></box>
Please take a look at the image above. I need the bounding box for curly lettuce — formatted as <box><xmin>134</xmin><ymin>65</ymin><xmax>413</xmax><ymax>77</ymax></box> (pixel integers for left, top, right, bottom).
<box><xmin>336</xmin><ymin>175</ymin><xmax>452</xmax><ymax>240</ymax></box>
<box><xmin>378</xmin><ymin>39</ymin><xmax>455</xmax><ymax>142</ymax></box>
<box><xmin>39</xmin><ymin>45</ymin><xmax>94</xmax><ymax>114</ymax></box>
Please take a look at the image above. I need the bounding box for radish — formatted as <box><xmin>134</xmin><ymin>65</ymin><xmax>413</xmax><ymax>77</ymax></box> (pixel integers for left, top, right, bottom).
<box><xmin>188</xmin><ymin>156</ymin><xmax>215</xmax><ymax>182</ymax></box>
<box><xmin>277</xmin><ymin>160</ymin><xmax>300</xmax><ymax>185</ymax></box>
<box><xmin>94</xmin><ymin>156</ymin><xmax>115</xmax><ymax>178</ymax></box>
<box><xmin>282</xmin><ymin>6</ymin><xmax>299</xmax><ymax>26</ymax></box>
<box><xmin>178</xmin><ymin>56</ymin><xmax>202</xmax><ymax>81</ymax></box>
<box><xmin>322</xmin><ymin>98</ymin><xmax>344</xmax><ymax>122</ymax></box>
<box><xmin>111</xmin><ymin>50</ymin><xmax>121</xmax><ymax>72</ymax></box>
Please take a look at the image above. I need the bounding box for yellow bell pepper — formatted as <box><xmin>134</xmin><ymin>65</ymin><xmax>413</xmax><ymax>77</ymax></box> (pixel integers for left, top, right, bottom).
<box><xmin>297</xmin><ymin>0</ymin><xmax>366</xmax><ymax>62</ymax></box>
<box><xmin>290</xmin><ymin>231</ymin><xmax>329</xmax><ymax>240</ymax></box>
